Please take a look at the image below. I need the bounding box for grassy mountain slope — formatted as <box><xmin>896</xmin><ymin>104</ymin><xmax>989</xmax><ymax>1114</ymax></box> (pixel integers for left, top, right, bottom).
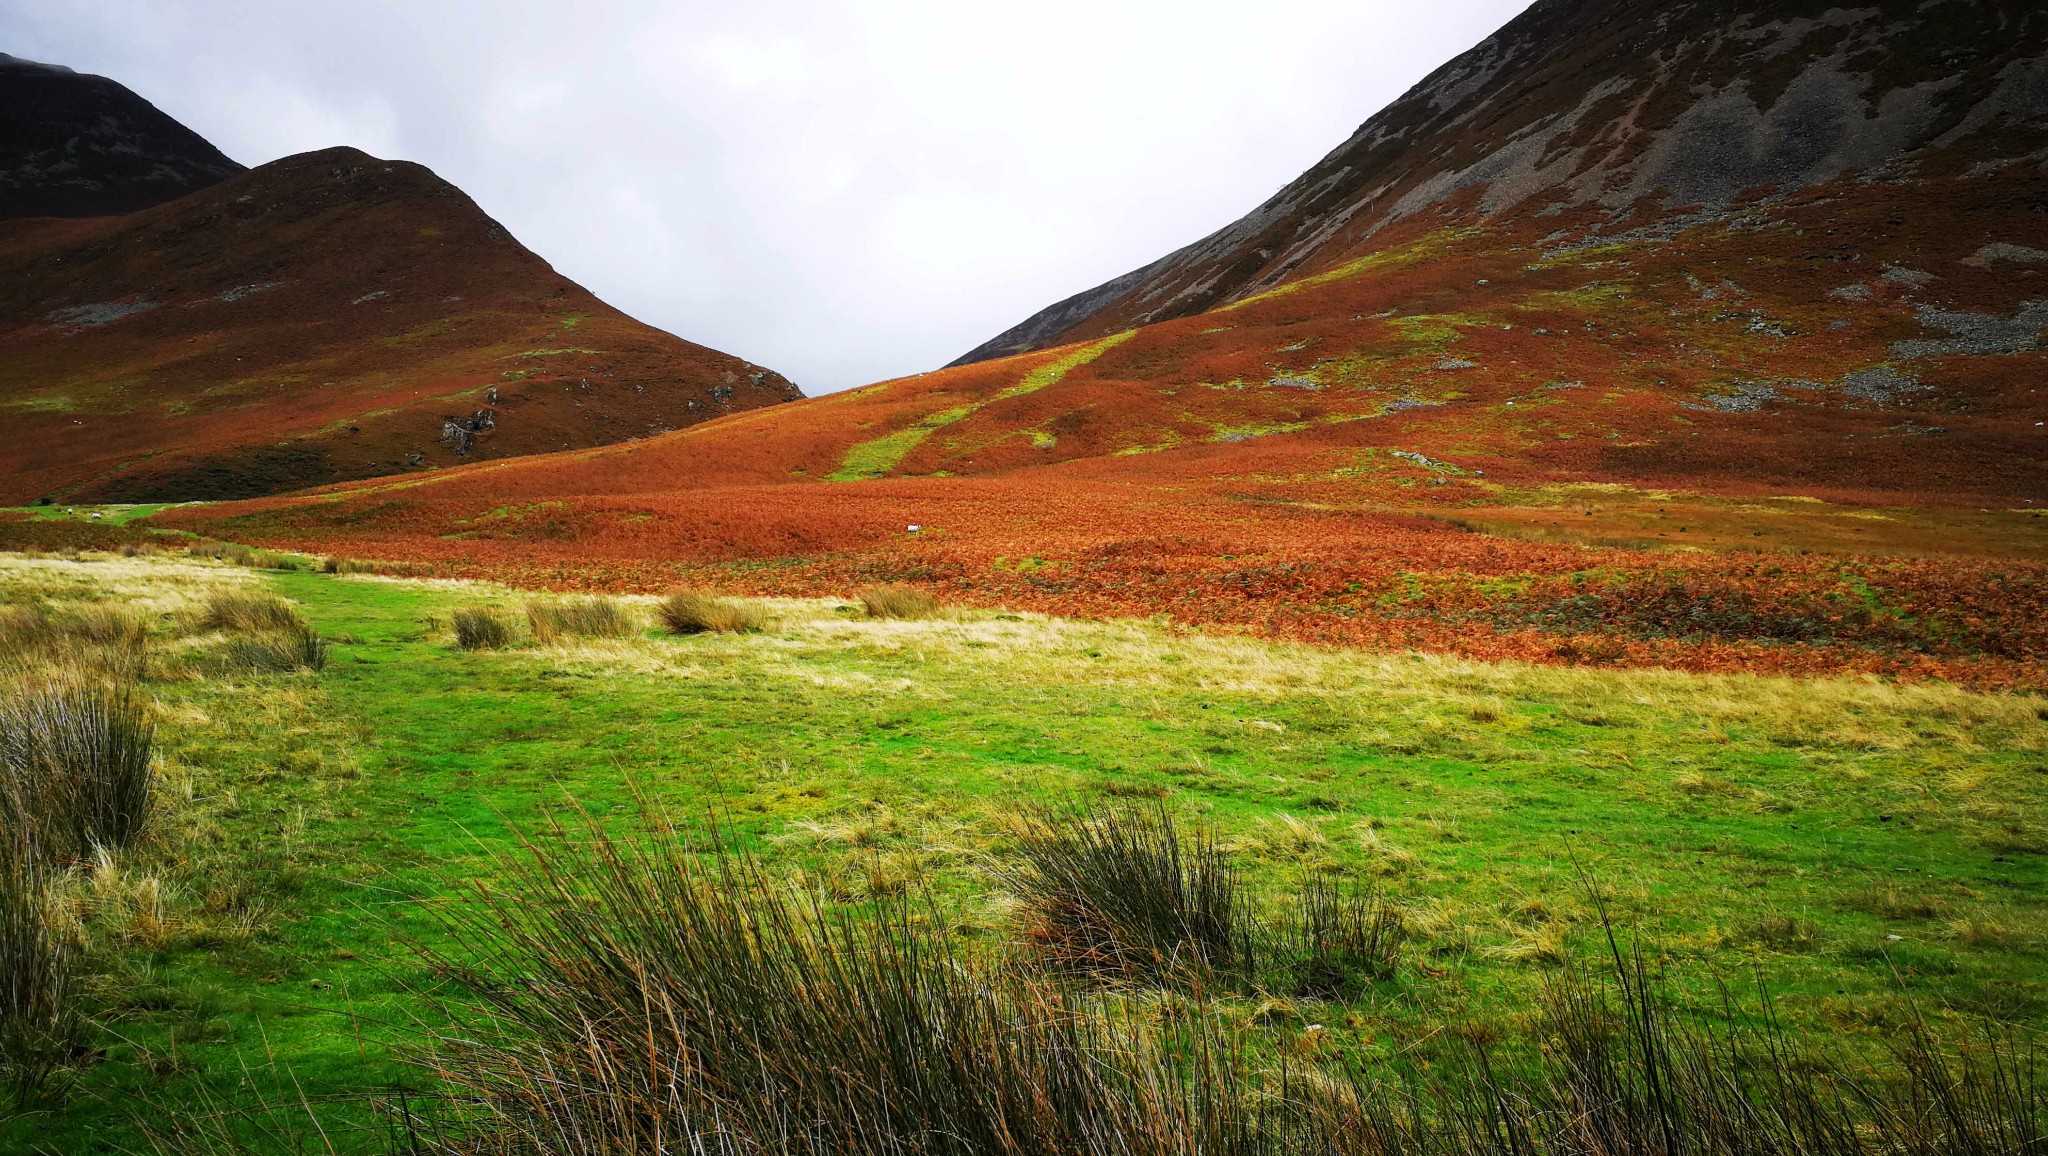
<box><xmin>0</xmin><ymin>146</ymin><xmax>801</xmax><ymax>504</ymax></box>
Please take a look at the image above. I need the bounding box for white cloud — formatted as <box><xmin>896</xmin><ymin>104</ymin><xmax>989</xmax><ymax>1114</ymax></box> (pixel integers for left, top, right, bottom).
<box><xmin>0</xmin><ymin>0</ymin><xmax>1532</xmax><ymax>391</ymax></box>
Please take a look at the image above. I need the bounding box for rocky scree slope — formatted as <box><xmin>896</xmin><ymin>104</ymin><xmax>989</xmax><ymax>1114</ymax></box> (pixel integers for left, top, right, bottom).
<box><xmin>0</xmin><ymin>53</ymin><xmax>245</xmax><ymax>220</ymax></box>
<box><xmin>956</xmin><ymin>0</ymin><xmax>2048</xmax><ymax>362</ymax></box>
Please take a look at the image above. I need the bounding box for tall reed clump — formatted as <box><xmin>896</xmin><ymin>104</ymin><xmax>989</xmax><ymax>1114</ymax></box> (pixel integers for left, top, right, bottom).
<box><xmin>858</xmin><ymin>584</ymin><xmax>942</xmax><ymax>620</ymax></box>
<box><xmin>525</xmin><ymin>597</ymin><xmax>637</xmax><ymax>644</ymax></box>
<box><xmin>0</xmin><ymin>832</ymin><xmax>79</xmax><ymax>1109</ymax></box>
<box><xmin>1279</xmin><ymin>877</ymin><xmax>1404</xmax><ymax>997</ymax></box>
<box><xmin>0</xmin><ymin>674</ymin><xmax>133</xmax><ymax>1106</ymax></box>
<box><xmin>405</xmin><ymin>815</ymin><xmax>1257</xmax><ymax>1156</ymax></box>
<box><xmin>658</xmin><ymin>590</ymin><xmax>768</xmax><ymax>635</ymax></box>
<box><xmin>452</xmin><ymin>607</ymin><xmax>516</xmax><ymax>651</ymax></box>
<box><xmin>1881</xmin><ymin>1015</ymin><xmax>2046</xmax><ymax>1154</ymax></box>
<box><xmin>0</xmin><ymin>678</ymin><xmax>155</xmax><ymax>859</ymax></box>
<box><xmin>1003</xmin><ymin>804</ymin><xmax>1250</xmax><ymax>984</ymax></box>
<box><xmin>64</xmin><ymin>604</ymin><xmax>148</xmax><ymax>650</ymax></box>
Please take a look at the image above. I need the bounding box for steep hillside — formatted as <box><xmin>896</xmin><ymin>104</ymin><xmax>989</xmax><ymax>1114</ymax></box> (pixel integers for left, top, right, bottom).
<box><xmin>957</xmin><ymin>0</ymin><xmax>2048</xmax><ymax>362</ymax></box>
<box><xmin>180</xmin><ymin>139</ymin><xmax>2048</xmax><ymax>516</ymax></box>
<box><xmin>0</xmin><ymin>146</ymin><xmax>801</xmax><ymax>503</ymax></box>
<box><xmin>0</xmin><ymin>53</ymin><xmax>244</xmax><ymax>219</ymax></box>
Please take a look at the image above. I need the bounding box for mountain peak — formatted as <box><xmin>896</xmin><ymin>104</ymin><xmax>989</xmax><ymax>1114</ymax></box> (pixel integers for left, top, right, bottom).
<box><xmin>0</xmin><ymin>52</ymin><xmax>245</xmax><ymax>219</ymax></box>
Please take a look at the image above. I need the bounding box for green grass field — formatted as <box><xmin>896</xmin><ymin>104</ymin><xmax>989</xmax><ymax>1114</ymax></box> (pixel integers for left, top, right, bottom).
<box><xmin>1</xmin><ymin>550</ymin><xmax>2045</xmax><ymax>1152</ymax></box>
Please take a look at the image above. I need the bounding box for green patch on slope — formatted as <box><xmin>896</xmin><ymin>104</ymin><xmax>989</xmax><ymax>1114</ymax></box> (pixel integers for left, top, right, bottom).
<box><xmin>4</xmin><ymin>502</ymin><xmax>179</xmax><ymax>524</ymax></box>
<box><xmin>830</xmin><ymin>405</ymin><xmax>977</xmax><ymax>481</ymax></box>
<box><xmin>830</xmin><ymin>331</ymin><xmax>1137</xmax><ymax>480</ymax></box>
<box><xmin>1</xmin><ymin>392</ymin><xmax>76</xmax><ymax>412</ymax></box>
<box><xmin>1225</xmin><ymin>227</ymin><xmax>1482</xmax><ymax>312</ymax></box>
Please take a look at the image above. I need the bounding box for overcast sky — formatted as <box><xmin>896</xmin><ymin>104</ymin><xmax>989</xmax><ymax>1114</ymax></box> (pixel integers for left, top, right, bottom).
<box><xmin>3</xmin><ymin>0</ymin><xmax>1528</xmax><ymax>392</ymax></box>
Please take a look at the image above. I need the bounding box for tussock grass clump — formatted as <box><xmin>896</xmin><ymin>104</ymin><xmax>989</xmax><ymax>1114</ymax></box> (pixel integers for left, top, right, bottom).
<box><xmin>412</xmin><ymin>815</ymin><xmax>1242</xmax><ymax>1156</ymax></box>
<box><xmin>187</xmin><ymin>542</ymin><xmax>260</xmax><ymax>568</ymax></box>
<box><xmin>858</xmin><ymin>583</ymin><xmax>942</xmax><ymax>620</ymax></box>
<box><xmin>0</xmin><ymin>605</ymin><xmax>56</xmax><ymax>654</ymax></box>
<box><xmin>452</xmin><ymin>607</ymin><xmax>516</xmax><ymax>651</ymax></box>
<box><xmin>0</xmin><ymin>604</ymin><xmax>144</xmax><ymax>653</ymax></box>
<box><xmin>214</xmin><ymin>628</ymin><xmax>328</xmax><ymax>675</ymax></box>
<box><xmin>1280</xmin><ymin>878</ymin><xmax>1404</xmax><ymax>996</ymax></box>
<box><xmin>658</xmin><ymin>590</ymin><xmax>768</xmax><ymax>635</ymax></box>
<box><xmin>319</xmin><ymin>556</ymin><xmax>376</xmax><ymax>575</ymax></box>
<box><xmin>0</xmin><ymin>604</ymin><xmax>149</xmax><ymax>682</ymax></box>
<box><xmin>1004</xmin><ymin>804</ymin><xmax>1249</xmax><ymax>983</ymax></box>
<box><xmin>199</xmin><ymin>591</ymin><xmax>305</xmax><ymax>635</ymax></box>
<box><xmin>0</xmin><ymin>838</ymin><xmax>79</xmax><ymax>1108</ymax></box>
<box><xmin>65</xmin><ymin>603</ymin><xmax>148</xmax><ymax>649</ymax></box>
<box><xmin>525</xmin><ymin>597</ymin><xmax>637</xmax><ymax>643</ymax></box>
<box><xmin>0</xmin><ymin>679</ymin><xmax>155</xmax><ymax>859</ymax></box>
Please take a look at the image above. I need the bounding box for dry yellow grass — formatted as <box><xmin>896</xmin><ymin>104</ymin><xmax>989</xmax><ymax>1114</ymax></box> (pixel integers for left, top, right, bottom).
<box><xmin>433</xmin><ymin>589</ymin><xmax>2048</xmax><ymax>772</ymax></box>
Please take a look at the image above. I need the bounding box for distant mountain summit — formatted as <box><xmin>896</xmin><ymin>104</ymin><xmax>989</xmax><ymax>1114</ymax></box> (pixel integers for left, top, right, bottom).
<box><xmin>0</xmin><ymin>63</ymin><xmax>802</xmax><ymax>504</ymax></box>
<box><xmin>0</xmin><ymin>53</ymin><xmax>245</xmax><ymax>220</ymax></box>
<box><xmin>957</xmin><ymin>0</ymin><xmax>2048</xmax><ymax>363</ymax></box>
<box><xmin>0</xmin><ymin>144</ymin><xmax>802</xmax><ymax>503</ymax></box>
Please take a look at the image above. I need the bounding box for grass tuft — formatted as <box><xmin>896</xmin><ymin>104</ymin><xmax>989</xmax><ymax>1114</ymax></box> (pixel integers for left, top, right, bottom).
<box><xmin>858</xmin><ymin>584</ymin><xmax>942</xmax><ymax>620</ymax></box>
<box><xmin>1279</xmin><ymin>877</ymin><xmax>1404</xmax><ymax>996</ymax></box>
<box><xmin>0</xmin><ymin>678</ymin><xmax>155</xmax><ymax>859</ymax></box>
<box><xmin>1003</xmin><ymin>804</ymin><xmax>1249</xmax><ymax>984</ymax></box>
<box><xmin>199</xmin><ymin>591</ymin><xmax>305</xmax><ymax>635</ymax></box>
<box><xmin>406</xmin><ymin>811</ymin><xmax>1248</xmax><ymax>1156</ymax></box>
<box><xmin>525</xmin><ymin>597</ymin><xmax>637</xmax><ymax>644</ymax></box>
<box><xmin>657</xmin><ymin>590</ymin><xmax>769</xmax><ymax>635</ymax></box>
<box><xmin>0</xmin><ymin>834</ymin><xmax>79</xmax><ymax>1108</ymax></box>
<box><xmin>0</xmin><ymin>605</ymin><xmax>57</xmax><ymax>653</ymax></box>
<box><xmin>451</xmin><ymin>607</ymin><xmax>516</xmax><ymax>651</ymax></box>
<box><xmin>214</xmin><ymin>628</ymin><xmax>328</xmax><ymax>675</ymax></box>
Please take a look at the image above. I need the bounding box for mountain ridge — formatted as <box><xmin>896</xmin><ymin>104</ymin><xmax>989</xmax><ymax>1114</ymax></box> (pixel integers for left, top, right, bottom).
<box><xmin>0</xmin><ymin>52</ymin><xmax>246</xmax><ymax>220</ymax></box>
<box><xmin>0</xmin><ymin>131</ymin><xmax>801</xmax><ymax>502</ymax></box>
<box><xmin>954</xmin><ymin>0</ymin><xmax>2048</xmax><ymax>365</ymax></box>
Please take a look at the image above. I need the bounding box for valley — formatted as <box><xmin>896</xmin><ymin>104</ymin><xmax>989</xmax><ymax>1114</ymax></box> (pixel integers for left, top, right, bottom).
<box><xmin>4</xmin><ymin>0</ymin><xmax>2047</xmax><ymax>1150</ymax></box>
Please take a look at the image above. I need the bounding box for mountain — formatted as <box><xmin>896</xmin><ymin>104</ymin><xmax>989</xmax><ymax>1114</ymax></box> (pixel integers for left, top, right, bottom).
<box><xmin>151</xmin><ymin>0</ymin><xmax>2048</xmax><ymax>683</ymax></box>
<box><xmin>956</xmin><ymin>0</ymin><xmax>2048</xmax><ymax>363</ymax></box>
<box><xmin>0</xmin><ymin>54</ymin><xmax>245</xmax><ymax>220</ymax></box>
<box><xmin>200</xmin><ymin>0</ymin><xmax>2048</xmax><ymax>518</ymax></box>
<box><xmin>0</xmin><ymin>68</ymin><xmax>801</xmax><ymax>505</ymax></box>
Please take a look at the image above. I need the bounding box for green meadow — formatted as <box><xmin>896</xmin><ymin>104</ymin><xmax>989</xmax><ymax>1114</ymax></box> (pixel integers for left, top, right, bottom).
<box><xmin>0</xmin><ymin>549</ymin><xmax>2044</xmax><ymax>1152</ymax></box>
